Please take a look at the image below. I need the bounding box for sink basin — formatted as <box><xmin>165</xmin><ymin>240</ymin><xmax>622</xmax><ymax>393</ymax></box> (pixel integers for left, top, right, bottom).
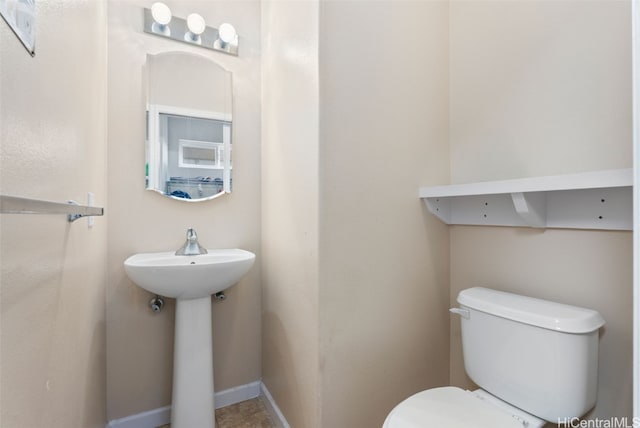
<box><xmin>124</xmin><ymin>249</ymin><xmax>255</xmax><ymax>300</ymax></box>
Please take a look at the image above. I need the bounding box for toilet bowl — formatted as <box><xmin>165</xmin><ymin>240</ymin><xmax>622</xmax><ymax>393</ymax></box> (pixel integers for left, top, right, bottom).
<box><xmin>383</xmin><ymin>387</ymin><xmax>545</xmax><ymax>428</ymax></box>
<box><xmin>383</xmin><ymin>287</ymin><xmax>605</xmax><ymax>428</ymax></box>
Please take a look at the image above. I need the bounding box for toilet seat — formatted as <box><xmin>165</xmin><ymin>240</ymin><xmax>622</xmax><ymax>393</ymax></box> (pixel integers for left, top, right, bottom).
<box><xmin>382</xmin><ymin>387</ymin><xmax>534</xmax><ymax>428</ymax></box>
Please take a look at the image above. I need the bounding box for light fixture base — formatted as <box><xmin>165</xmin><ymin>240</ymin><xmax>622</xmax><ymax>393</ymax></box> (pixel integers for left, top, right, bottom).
<box><xmin>143</xmin><ymin>8</ymin><xmax>239</xmax><ymax>56</ymax></box>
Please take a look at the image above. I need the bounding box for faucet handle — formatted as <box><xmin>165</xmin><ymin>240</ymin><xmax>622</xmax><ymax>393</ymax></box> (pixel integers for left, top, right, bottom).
<box><xmin>186</xmin><ymin>228</ymin><xmax>197</xmax><ymax>241</ymax></box>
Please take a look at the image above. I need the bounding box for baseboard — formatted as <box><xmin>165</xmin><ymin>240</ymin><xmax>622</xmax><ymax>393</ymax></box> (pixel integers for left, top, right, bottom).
<box><xmin>106</xmin><ymin>380</ymin><xmax>262</xmax><ymax>428</ymax></box>
<box><xmin>106</xmin><ymin>405</ymin><xmax>171</xmax><ymax>428</ymax></box>
<box><xmin>259</xmin><ymin>382</ymin><xmax>291</xmax><ymax>428</ymax></box>
<box><xmin>215</xmin><ymin>380</ymin><xmax>261</xmax><ymax>408</ymax></box>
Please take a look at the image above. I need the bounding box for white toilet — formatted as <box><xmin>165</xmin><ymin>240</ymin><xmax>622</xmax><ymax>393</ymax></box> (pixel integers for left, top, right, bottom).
<box><xmin>383</xmin><ymin>287</ymin><xmax>605</xmax><ymax>428</ymax></box>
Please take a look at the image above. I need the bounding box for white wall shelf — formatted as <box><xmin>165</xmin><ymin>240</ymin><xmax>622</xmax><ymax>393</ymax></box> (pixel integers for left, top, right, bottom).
<box><xmin>419</xmin><ymin>169</ymin><xmax>633</xmax><ymax>230</ymax></box>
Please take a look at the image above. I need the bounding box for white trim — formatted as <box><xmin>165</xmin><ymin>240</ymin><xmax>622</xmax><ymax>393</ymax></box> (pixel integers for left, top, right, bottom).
<box><xmin>105</xmin><ymin>381</ymin><xmax>263</xmax><ymax>428</ymax></box>
<box><xmin>633</xmin><ymin>0</ymin><xmax>640</xmax><ymax>418</ymax></box>
<box><xmin>149</xmin><ymin>103</ymin><xmax>232</xmax><ymax>123</ymax></box>
<box><xmin>215</xmin><ymin>381</ymin><xmax>261</xmax><ymax>409</ymax></box>
<box><xmin>222</xmin><ymin>124</ymin><xmax>232</xmax><ymax>193</ymax></box>
<box><xmin>419</xmin><ymin>168</ymin><xmax>632</xmax><ymax>198</ymax></box>
<box><xmin>105</xmin><ymin>405</ymin><xmax>171</xmax><ymax>428</ymax></box>
<box><xmin>419</xmin><ymin>169</ymin><xmax>633</xmax><ymax>231</ymax></box>
<box><xmin>260</xmin><ymin>382</ymin><xmax>291</xmax><ymax>428</ymax></box>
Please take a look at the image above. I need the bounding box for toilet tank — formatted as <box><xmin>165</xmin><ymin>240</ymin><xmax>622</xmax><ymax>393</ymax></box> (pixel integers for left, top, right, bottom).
<box><xmin>456</xmin><ymin>287</ymin><xmax>605</xmax><ymax>423</ymax></box>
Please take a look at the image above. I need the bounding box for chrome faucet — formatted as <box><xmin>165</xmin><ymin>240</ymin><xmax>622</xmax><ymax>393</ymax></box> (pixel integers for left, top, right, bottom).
<box><xmin>175</xmin><ymin>228</ymin><xmax>208</xmax><ymax>256</ymax></box>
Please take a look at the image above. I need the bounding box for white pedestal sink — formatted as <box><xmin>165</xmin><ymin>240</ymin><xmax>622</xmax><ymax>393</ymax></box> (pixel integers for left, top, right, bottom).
<box><xmin>124</xmin><ymin>249</ymin><xmax>255</xmax><ymax>428</ymax></box>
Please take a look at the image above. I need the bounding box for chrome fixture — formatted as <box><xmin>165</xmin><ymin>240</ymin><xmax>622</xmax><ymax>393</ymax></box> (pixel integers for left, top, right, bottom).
<box><xmin>149</xmin><ymin>295</ymin><xmax>165</xmax><ymax>313</ymax></box>
<box><xmin>214</xmin><ymin>23</ymin><xmax>237</xmax><ymax>52</ymax></box>
<box><xmin>213</xmin><ymin>291</ymin><xmax>226</xmax><ymax>301</ymax></box>
<box><xmin>143</xmin><ymin>3</ymin><xmax>239</xmax><ymax>56</ymax></box>
<box><xmin>175</xmin><ymin>228</ymin><xmax>208</xmax><ymax>256</ymax></box>
<box><xmin>185</xmin><ymin>13</ymin><xmax>206</xmax><ymax>44</ymax></box>
<box><xmin>150</xmin><ymin>2</ymin><xmax>171</xmax><ymax>36</ymax></box>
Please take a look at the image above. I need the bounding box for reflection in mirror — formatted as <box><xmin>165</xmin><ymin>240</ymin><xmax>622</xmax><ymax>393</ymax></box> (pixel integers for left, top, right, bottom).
<box><xmin>145</xmin><ymin>52</ymin><xmax>232</xmax><ymax>201</ymax></box>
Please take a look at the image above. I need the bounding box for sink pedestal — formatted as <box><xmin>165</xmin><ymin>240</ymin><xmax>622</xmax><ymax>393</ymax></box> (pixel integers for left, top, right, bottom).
<box><xmin>123</xmin><ymin>248</ymin><xmax>256</xmax><ymax>428</ymax></box>
<box><xmin>172</xmin><ymin>296</ymin><xmax>215</xmax><ymax>428</ymax></box>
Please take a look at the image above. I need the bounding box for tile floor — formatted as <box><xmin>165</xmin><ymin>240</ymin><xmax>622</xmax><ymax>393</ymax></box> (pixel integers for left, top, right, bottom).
<box><xmin>158</xmin><ymin>397</ymin><xmax>276</xmax><ymax>428</ymax></box>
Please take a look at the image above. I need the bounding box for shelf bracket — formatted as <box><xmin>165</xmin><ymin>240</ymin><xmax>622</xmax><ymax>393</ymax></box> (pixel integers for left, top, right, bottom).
<box><xmin>424</xmin><ymin>197</ymin><xmax>451</xmax><ymax>224</ymax></box>
<box><xmin>510</xmin><ymin>192</ymin><xmax>546</xmax><ymax>228</ymax></box>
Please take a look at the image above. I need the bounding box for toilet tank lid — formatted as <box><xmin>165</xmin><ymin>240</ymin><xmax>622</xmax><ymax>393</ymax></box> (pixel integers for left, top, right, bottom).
<box><xmin>457</xmin><ymin>287</ymin><xmax>605</xmax><ymax>333</ymax></box>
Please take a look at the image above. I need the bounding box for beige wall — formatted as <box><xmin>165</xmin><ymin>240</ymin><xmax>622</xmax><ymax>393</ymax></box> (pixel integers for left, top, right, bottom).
<box><xmin>106</xmin><ymin>0</ymin><xmax>261</xmax><ymax>420</ymax></box>
<box><xmin>0</xmin><ymin>1</ymin><xmax>108</xmax><ymax>427</ymax></box>
<box><xmin>450</xmin><ymin>0</ymin><xmax>632</xmax><ymax>184</ymax></box>
<box><xmin>449</xmin><ymin>0</ymin><xmax>633</xmax><ymax>423</ymax></box>
<box><xmin>318</xmin><ymin>1</ymin><xmax>451</xmax><ymax>427</ymax></box>
<box><xmin>261</xmin><ymin>1</ymin><xmax>321</xmax><ymax>426</ymax></box>
<box><xmin>1</xmin><ymin>1</ymin><xmax>631</xmax><ymax>426</ymax></box>
<box><xmin>262</xmin><ymin>1</ymin><xmax>451</xmax><ymax>427</ymax></box>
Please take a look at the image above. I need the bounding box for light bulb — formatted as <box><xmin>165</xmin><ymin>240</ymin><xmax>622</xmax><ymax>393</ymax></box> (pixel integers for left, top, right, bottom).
<box><xmin>151</xmin><ymin>2</ymin><xmax>172</xmax><ymax>26</ymax></box>
<box><xmin>218</xmin><ymin>23</ymin><xmax>236</xmax><ymax>45</ymax></box>
<box><xmin>187</xmin><ymin>13</ymin><xmax>206</xmax><ymax>35</ymax></box>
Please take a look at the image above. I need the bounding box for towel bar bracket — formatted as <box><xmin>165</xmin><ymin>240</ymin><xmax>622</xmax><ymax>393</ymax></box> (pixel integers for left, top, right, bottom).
<box><xmin>67</xmin><ymin>200</ymin><xmax>85</xmax><ymax>222</ymax></box>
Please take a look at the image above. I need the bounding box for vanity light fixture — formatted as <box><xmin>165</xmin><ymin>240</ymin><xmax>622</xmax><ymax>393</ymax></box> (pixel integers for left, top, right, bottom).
<box><xmin>143</xmin><ymin>4</ymin><xmax>239</xmax><ymax>56</ymax></box>
<box><xmin>150</xmin><ymin>2</ymin><xmax>172</xmax><ymax>36</ymax></box>
<box><xmin>215</xmin><ymin>23</ymin><xmax>237</xmax><ymax>52</ymax></box>
<box><xmin>185</xmin><ymin>13</ymin><xmax>206</xmax><ymax>44</ymax></box>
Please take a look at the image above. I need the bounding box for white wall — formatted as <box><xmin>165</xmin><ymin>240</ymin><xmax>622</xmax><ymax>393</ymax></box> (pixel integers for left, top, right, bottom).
<box><xmin>0</xmin><ymin>1</ymin><xmax>108</xmax><ymax>426</ymax></box>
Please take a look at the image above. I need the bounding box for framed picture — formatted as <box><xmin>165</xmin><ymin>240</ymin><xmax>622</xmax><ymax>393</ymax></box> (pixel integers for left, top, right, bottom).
<box><xmin>0</xmin><ymin>0</ymin><xmax>35</xmax><ymax>56</ymax></box>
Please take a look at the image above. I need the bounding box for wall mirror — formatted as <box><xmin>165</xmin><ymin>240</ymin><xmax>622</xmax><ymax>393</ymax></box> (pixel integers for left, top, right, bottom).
<box><xmin>145</xmin><ymin>52</ymin><xmax>232</xmax><ymax>201</ymax></box>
